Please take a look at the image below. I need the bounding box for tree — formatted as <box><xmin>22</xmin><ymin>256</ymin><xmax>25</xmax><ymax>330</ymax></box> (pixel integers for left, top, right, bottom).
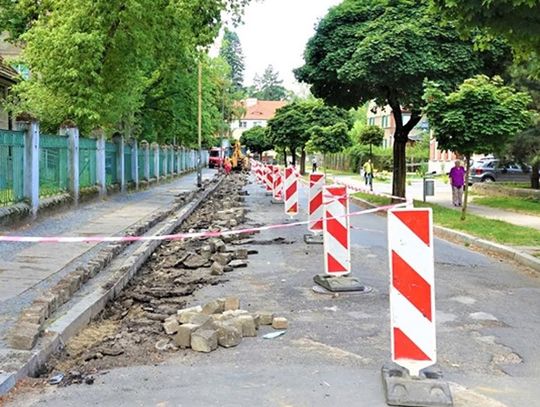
<box><xmin>308</xmin><ymin>123</ymin><xmax>351</xmax><ymax>172</ymax></box>
<box><xmin>267</xmin><ymin>99</ymin><xmax>351</xmax><ymax>173</ymax></box>
<box><xmin>358</xmin><ymin>125</ymin><xmax>384</xmax><ymax>158</ymax></box>
<box><xmin>424</xmin><ymin>75</ymin><xmax>533</xmax><ymax>219</ymax></box>
<box><xmin>250</xmin><ymin>65</ymin><xmax>288</xmax><ymax>101</ymax></box>
<box><xmin>219</xmin><ymin>28</ymin><xmax>245</xmax><ymax>93</ymax></box>
<box><xmin>295</xmin><ymin>0</ymin><xmax>511</xmax><ymax>198</ymax></box>
<box><xmin>240</xmin><ymin>125</ymin><xmax>273</xmax><ymax>156</ymax></box>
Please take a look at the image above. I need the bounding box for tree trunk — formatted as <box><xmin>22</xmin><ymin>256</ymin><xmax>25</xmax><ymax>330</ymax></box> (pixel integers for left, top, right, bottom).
<box><xmin>300</xmin><ymin>148</ymin><xmax>306</xmax><ymax>175</ymax></box>
<box><xmin>283</xmin><ymin>148</ymin><xmax>287</xmax><ymax>166</ymax></box>
<box><xmin>531</xmin><ymin>163</ymin><xmax>539</xmax><ymax>189</ymax></box>
<box><xmin>461</xmin><ymin>154</ymin><xmax>471</xmax><ymax>221</ymax></box>
<box><xmin>290</xmin><ymin>147</ymin><xmax>296</xmax><ymax>166</ymax></box>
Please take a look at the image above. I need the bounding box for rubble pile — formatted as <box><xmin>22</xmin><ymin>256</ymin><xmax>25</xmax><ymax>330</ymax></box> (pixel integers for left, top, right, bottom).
<box><xmin>160</xmin><ymin>298</ymin><xmax>287</xmax><ymax>352</ymax></box>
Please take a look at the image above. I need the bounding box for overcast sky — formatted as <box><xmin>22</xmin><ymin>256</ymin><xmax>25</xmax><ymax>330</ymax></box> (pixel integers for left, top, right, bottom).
<box><xmin>232</xmin><ymin>0</ymin><xmax>342</xmax><ymax>91</ymax></box>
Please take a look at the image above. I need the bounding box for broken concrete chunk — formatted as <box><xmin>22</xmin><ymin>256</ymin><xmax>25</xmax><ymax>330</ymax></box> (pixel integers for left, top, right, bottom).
<box><xmin>234</xmin><ymin>249</ymin><xmax>248</xmax><ymax>260</ymax></box>
<box><xmin>191</xmin><ymin>329</ymin><xmax>218</xmax><ymax>353</ymax></box>
<box><xmin>210</xmin><ymin>261</ymin><xmax>224</xmax><ymax>276</ymax></box>
<box><xmin>224</xmin><ymin>297</ymin><xmax>240</xmax><ymax>311</ymax></box>
<box><xmin>272</xmin><ymin>317</ymin><xmax>288</xmax><ymax>330</ymax></box>
<box><xmin>211</xmin><ymin>252</ymin><xmax>232</xmax><ymax>266</ymax></box>
<box><xmin>258</xmin><ymin>312</ymin><xmax>275</xmax><ymax>326</ymax></box>
<box><xmin>229</xmin><ymin>260</ymin><xmax>248</xmax><ymax>269</ymax></box>
<box><xmin>200</xmin><ymin>245</ymin><xmax>213</xmax><ymax>259</ymax></box>
<box><xmin>237</xmin><ymin>315</ymin><xmax>257</xmax><ymax>337</ymax></box>
<box><xmin>163</xmin><ymin>319</ymin><xmax>180</xmax><ymax>335</ymax></box>
<box><xmin>202</xmin><ymin>300</ymin><xmax>224</xmax><ymax>315</ymax></box>
<box><xmin>217</xmin><ymin>324</ymin><xmax>242</xmax><ymax>348</ymax></box>
<box><xmin>182</xmin><ymin>253</ymin><xmax>208</xmax><ymax>269</ymax></box>
<box><xmin>174</xmin><ymin>323</ymin><xmax>199</xmax><ymax>349</ymax></box>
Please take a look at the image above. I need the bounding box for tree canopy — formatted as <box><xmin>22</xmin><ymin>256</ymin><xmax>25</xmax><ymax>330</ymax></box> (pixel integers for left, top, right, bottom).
<box><xmin>424</xmin><ymin>75</ymin><xmax>533</xmax><ymax>218</ymax></box>
<box><xmin>358</xmin><ymin>125</ymin><xmax>384</xmax><ymax>149</ymax></box>
<box><xmin>249</xmin><ymin>65</ymin><xmax>288</xmax><ymax>101</ymax></box>
<box><xmin>219</xmin><ymin>28</ymin><xmax>245</xmax><ymax>93</ymax></box>
<box><xmin>240</xmin><ymin>125</ymin><xmax>273</xmax><ymax>155</ymax></box>
<box><xmin>295</xmin><ymin>0</ymin><xmax>511</xmax><ymax>197</ymax></box>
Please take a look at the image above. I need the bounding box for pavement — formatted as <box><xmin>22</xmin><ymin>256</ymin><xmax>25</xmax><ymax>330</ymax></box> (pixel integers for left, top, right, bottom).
<box><xmin>0</xmin><ymin>169</ymin><xmax>216</xmax><ymax>349</ymax></box>
<box><xmin>5</xmin><ymin>174</ymin><xmax>540</xmax><ymax>406</ymax></box>
<box><xmin>333</xmin><ymin>174</ymin><xmax>540</xmax><ymax>232</ymax></box>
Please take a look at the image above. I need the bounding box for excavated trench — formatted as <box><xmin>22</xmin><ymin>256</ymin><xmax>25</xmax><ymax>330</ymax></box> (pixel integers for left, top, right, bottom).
<box><xmin>37</xmin><ymin>172</ymin><xmax>262</xmax><ymax>386</ymax></box>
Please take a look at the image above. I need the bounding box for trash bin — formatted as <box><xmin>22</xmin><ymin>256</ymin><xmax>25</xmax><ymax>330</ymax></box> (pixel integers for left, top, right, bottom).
<box><xmin>423</xmin><ymin>178</ymin><xmax>435</xmax><ymax>202</ymax></box>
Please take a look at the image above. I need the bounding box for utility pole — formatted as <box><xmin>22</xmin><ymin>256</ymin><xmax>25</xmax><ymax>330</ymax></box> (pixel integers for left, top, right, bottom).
<box><xmin>197</xmin><ymin>59</ymin><xmax>203</xmax><ymax>188</ymax></box>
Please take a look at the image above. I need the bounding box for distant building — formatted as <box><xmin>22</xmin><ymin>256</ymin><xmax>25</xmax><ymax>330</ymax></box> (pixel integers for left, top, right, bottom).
<box><xmin>231</xmin><ymin>98</ymin><xmax>287</xmax><ymax>140</ymax></box>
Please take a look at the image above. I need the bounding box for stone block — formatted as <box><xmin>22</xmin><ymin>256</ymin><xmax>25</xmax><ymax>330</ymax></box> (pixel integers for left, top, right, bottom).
<box><xmin>217</xmin><ymin>324</ymin><xmax>242</xmax><ymax>348</ymax></box>
<box><xmin>200</xmin><ymin>245</ymin><xmax>213</xmax><ymax>259</ymax></box>
<box><xmin>222</xmin><ymin>309</ymin><xmax>249</xmax><ymax>318</ymax></box>
<box><xmin>163</xmin><ymin>319</ymin><xmax>180</xmax><ymax>335</ymax></box>
<box><xmin>211</xmin><ymin>252</ymin><xmax>232</xmax><ymax>266</ymax></box>
<box><xmin>173</xmin><ymin>323</ymin><xmax>199</xmax><ymax>349</ymax></box>
<box><xmin>234</xmin><ymin>249</ymin><xmax>248</xmax><ymax>260</ymax></box>
<box><xmin>191</xmin><ymin>329</ymin><xmax>218</xmax><ymax>353</ymax></box>
<box><xmin>272</xmin><ymin>317</ymin><xmax>288</xmax><ymax>330</ymax></box>
<box><xmin>177</xmin><ymin>305</ymin><xmax>203</xmax><ymax>316</ymax></box>
<box><xmin>237</xmin><ymin>315</ymin><xmax>257</xmax><ymax>337</ymax></box>
<box><xmin>202</xmin><ymin>300</ymin><xmax>224</xmax><ymax>315</ymax></box>
<box><xmin>258</xmin><ymin>312</ymin><xmax>275</xmax><ymax>326</ymax></box>
<box><xmin>224</xmin><ymin>297</ymin><xmax>240</xmax><ymax>311</ymax></box>
<box><xmin>7</xmin><ymin>322</ymin><xmax>41</xmax><ymax>350</ymax></box>
<box><xmin>210</xmin><ymin>262</ymin><xmax>224</xmax><ymax>276</ymax></box>
<box><xmin>229</xmin><ymin>260</ymin><xmax>248</xmax><ymax>269</ymax></box>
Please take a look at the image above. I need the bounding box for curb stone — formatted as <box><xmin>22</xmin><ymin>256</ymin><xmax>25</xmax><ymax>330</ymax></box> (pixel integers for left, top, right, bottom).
<box><xmin>350</xmin><ymin>196</ymin><xmax>540</xmax><ymax>273</ymax></box>
<box><xmin>0</xmin><ymin>175</ymin><xmax>224</xmax><ymax>396</ymax></box>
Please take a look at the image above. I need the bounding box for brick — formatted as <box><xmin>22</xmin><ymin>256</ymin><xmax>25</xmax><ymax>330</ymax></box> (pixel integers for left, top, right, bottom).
<box><xmin>217</xmin><ymin>324</ymin><xmax>242</xmax><ymax>348</ymax></box>
<box><xmin>258</xmin><ymin>312</ymin><xmax>275</xmax><ymax>326</ymax></box>
<box><xmin>237</xmin><ymin>315</ymin><xmax>257</xmax><ymax>337</ymax></box>
<box><xmin>191</xmin><ymin>329</ymin><xmax>218</xmax><ymax>353</ymax></box>
<box><xmin>173</xmin><ymin>323</ymin><xmax>199</xmax><ymax>349</ymax></box>
<box><xmin>163</xmin><ymin>319</ymin><xmax>180</xmax><ymax>335</ymax></box>
<box><xmin>202</xmin><ymin>300</ymin><xmax>224</xmax><ymax>315</ymax></box>
<box><xmin>7</xmin><ymin>322</ymin><xmax>41</xmax><ymax>350</ymax></box>
<box><xmin>272</xmin><ymin>317</ymin><xmax>288</xmax><ymax>330</ymax></box>
<box><xmin>224</xmin><ymin>297</ymin><xmax>240</xmax><ymax>311</ymax></box>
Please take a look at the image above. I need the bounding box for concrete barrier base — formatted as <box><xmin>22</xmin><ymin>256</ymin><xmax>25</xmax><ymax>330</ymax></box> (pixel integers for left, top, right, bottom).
<box><xmin>313</xmin><ymin>274</ymin><xmax>371</xmax><ymax>293</ymax></box>
<box><xmin>303</xmin><ymin>234</ymin><xmax>323</xmax><ymax>244</ymax></box>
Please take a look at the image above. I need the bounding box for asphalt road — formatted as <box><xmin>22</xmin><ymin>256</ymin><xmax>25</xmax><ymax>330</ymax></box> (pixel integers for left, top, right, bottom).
<box><xmin>7</xmin><ymin>175</ymin><xmax>540</xmax><ymax>407</ymax></box>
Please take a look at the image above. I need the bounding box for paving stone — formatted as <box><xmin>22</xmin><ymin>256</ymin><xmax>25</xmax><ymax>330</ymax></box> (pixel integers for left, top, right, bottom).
<box><xmin>7</xmin><ymin>322</ymin><xmax>41</xmax><ymax>350</ymax></box>
<box><xmin>229</xmin><ymin>260</ymin><xmax>248</xmax><ymax>269</ymax></box>
<box><xmin>178</xmin><ymin>311</ymin><xmax>201</xmax><ymax>324</ymax></box>
<box><xmin>258</xmin><ymin>312</ymin><xmax>275</xmax><ymax>326</ymax></box>
<box><xmin>217</xmin><ymin>324</ymin><xmax>242</xmax><ymax>348</ymax></box>
<box><xmin>224</xmin><ymin>297</ymin><xmax>240</xmax><ymax>311</ymax></box>
<box><xmin>191</xmin><ymin>329</ymin><xmax>218</xmax><ymax>353</ymax></box>
<box><xmin>173</xmin><ymin>323</ymin><xmax>199</xmax><ymax>349</ymax></box>
<box><xmin>200</xmin><ymin>245</ymin><xmax>213</xmax><ymax>259</ymax></box>
<box><xmin>272</xmin><ymin>317</ymin><xmax>288</xmax><ymax>330</ymax></box>
<box><xmin>163</xmin><ymin>319</ymin><xmax>180</xmax><ymax>335</ymax></box>
<box><xmin>237</xmin><ymin>315</ymin><xmax>257</xmax><ymax>337</ymax></box>
<box><xmin>222</xmin><ymin>309</ymin><xmax>249</xmax><ymax>318</ymax></box>
<box><xmin>234</xmin><ymin>249</ymin><xmax>248</xmax><ymax>260</ymax></box>
<box><xmin>211</xmin><ymin>253</ymin><xmax>232</xmax><ymax>266</ymax></box>
<box><xmin>202</xmin><ymin>300</ymin><xmax>224</xmax><ymax>315</ymax></box>
<box><xmin>210</xmin><ymin>262</ymin><xmax>224</xmax><ymax>276</ymax></box>
<box><xmin>177</xmin><ymin>305</ymin><xmax>203</xmax><ymax>316</ymax></box>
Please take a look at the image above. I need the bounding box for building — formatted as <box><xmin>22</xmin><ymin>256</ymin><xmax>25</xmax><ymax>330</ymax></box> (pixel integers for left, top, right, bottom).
<box><xmin>0</xmin><ymin>56</ymin><xmax>19</xmax><ymax>130</ymax></box>
<box><xmin>230</xmin><ymin>98</ymin><xmax>287</xmax><ymax>140</ymax></box>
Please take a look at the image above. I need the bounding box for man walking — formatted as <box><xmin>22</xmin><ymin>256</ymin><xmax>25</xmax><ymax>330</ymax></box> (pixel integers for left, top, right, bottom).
<box><xmin>449</xmin><ymin>160</ymin><xmax>466</xmax><ymax>206</ymax></box>
<box><xmin>363</xmin><ymin>159</ymin><xmax>373</xmax><ymax>187</ymax></box>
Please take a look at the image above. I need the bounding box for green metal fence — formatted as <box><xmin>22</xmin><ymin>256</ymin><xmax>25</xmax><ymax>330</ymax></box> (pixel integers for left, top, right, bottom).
<box><xmin>79</xmin><ymin>137</ymin><xmax>97</xmax><ymax>188</ymax></box>
<box><xmin>149</xmin><ymin>151</ymin><xmax>155</xmax><ymax>178</ymax></box>
<box><xmin>124</xmin><ymin>145</ymin><xmax>133</xmax><ymax>183</ymax></box>
<box><xmin>138</xmin><ymin>150</ymin><xmax>145</xmax><ymax>180</ymax></box>
<box><xmin>105</xmin><ymin>141</ymin><xmax>118</xmax><ymax>185</ymax></box>
<box><xmin>39</xmin><ymin>134</ymin><xmax>68</xmax><ymax>197</ymax></box>
<box><xmin>159</xmin><ymin>148</ymin><xmax>166</xmax><ymax>176</ymax></box>
<box><xmin>0</xmin><ymin>130</ymin><xmax>25</xmax><ymax>206</ymax></box>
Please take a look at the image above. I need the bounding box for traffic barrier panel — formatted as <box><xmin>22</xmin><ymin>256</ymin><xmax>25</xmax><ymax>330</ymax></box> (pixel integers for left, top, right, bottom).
<box><xmin>265</xmin><ymin>165</ymin><xmax>274</xmax><ymax>193</ymax></box>
<box><xmin>388</xmin><ymin>208</ymin><xmax>436</xmax><ymax>377</ymax></box>
<box><xmin>322</xmin><ymin>185</ymin><xmax>350</xmax><ymax>276</ymax></box>
<box><xmin>308</xmin><ymin>174</ymin><xmax>325</xmax><ymax>232</ymax></box>
<box><xmin>273</xmin><ymin>167</ymin><xmax>283</xmax><ymax>202</ymax></box>
<box><xmin>284</xmin><ymin>166</ymin><xmax>298</xmax><ymax>216</ymax></box>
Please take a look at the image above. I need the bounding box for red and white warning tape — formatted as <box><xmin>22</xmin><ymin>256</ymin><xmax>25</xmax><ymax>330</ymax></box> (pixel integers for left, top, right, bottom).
<box><xmin>0</xmin><ymin>203</ymin><xmax>407</xmax><ymax>244</ymax></box>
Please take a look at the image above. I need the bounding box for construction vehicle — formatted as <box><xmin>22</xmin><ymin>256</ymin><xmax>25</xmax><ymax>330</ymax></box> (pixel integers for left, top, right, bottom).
<box><xmin>231</xmin><ymin>140</ymin><xmax>249</xmax><ymax>171</ymax></box>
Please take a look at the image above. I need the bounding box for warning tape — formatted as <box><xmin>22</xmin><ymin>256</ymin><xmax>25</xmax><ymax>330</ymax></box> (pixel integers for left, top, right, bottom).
<box><xmin>0</xmin><ymin>203</ymin><xmax>407</xmax><ymax>244</ymax></box>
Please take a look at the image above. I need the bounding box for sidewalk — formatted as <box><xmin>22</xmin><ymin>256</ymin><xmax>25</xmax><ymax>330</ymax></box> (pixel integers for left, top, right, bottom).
<box><xmin>334</xmin><ymin>174</ymin><xmax>540</xmax><ymax>231</ymax></box>
<box><xmin>0</xmin><ymin>169</ymin><xmax>216</xmax><ymax>344</ymax></box>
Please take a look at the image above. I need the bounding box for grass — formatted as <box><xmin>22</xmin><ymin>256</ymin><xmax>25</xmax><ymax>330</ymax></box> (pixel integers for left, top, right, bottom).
<box><xmin>352</xmin><ymin>191</ymin><xmax>540</xmax><ymax>247</ymax></box>
<box><xmin>472</xmin><ymin>196</ymin><xmax>540</xmax><ymax>216</ymax></box>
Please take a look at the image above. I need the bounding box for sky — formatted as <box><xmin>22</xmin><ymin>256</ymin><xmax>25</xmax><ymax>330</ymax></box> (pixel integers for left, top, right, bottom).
<box><xmin>231</xmin><ymin>0</ymin><xmax>342</xmax><ymax>93</ymax></box>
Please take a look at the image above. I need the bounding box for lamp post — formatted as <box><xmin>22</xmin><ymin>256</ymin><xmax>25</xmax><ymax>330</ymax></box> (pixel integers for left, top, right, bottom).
<box><xmin>197</xmin><ymin>59</ymin><xmax>203</xmax><ymax>188</ymax></box>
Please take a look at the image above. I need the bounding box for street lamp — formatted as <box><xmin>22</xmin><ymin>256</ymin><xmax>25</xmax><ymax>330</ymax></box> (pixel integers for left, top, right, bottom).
<box><xmin>197</xmin><ymin>58</ymin><xmax>203</xmax><ymax>188</ymax></box>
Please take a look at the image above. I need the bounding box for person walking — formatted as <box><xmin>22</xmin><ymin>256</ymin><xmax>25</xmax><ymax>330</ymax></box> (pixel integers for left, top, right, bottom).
<box><xmin>362</xmin><ymin>159</ymin><xmax>373</xmax><ymax>187</ymax></box>
<box><xmin>449</xmin><ymin>160</ymin><xmax>466</xmax><ymax>206</ymax></box>
<box><xmin>312</xmin><ymin>157</ymin><xmax>318</xmax><ymax>173</ymax></box>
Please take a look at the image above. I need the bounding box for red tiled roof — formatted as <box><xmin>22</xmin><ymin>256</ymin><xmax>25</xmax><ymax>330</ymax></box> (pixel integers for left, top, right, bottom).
<box><xmin>243</xmin><ymin>100</ymin><xmax>287</xmax><ymax>121</ymax></box>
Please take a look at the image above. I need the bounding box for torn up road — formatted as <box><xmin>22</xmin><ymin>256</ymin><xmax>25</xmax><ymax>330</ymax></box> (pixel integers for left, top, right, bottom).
<box><xmin>3</xmin><ymin>173</ymin><xmax>540</xmax><ymax>407</ymax></box>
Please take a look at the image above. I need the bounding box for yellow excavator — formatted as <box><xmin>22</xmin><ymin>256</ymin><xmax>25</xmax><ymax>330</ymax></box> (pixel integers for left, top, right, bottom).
<box><xmin>231</xmin><ymin>140</ymin><xmax>249</xmax><ymax>171</ymax></box>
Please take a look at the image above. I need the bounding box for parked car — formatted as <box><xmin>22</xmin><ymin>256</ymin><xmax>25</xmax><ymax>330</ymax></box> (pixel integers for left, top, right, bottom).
<box><xmin>469</xmin><ymin>159</ymin><xmax>531</xmax><ymax>184</ymax></box>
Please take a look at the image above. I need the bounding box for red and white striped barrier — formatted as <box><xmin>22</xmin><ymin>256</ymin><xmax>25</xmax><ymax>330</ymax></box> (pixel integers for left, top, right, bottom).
<box><xmin>273</xmin><ymin>167</ymin><xmax>283</xmax><ymax>201</ymax></box>
<box><xmin>388</xmin><ymin>208</ymin><xmax>436</xmax><ymax>377</ymax></box>
<box><xmin>265</xmin><ymin>165</ymin><xmax>274</xmax><ymax>192</ymax></box>
<box><xmin>308</xmin><ymin>174</ymin><xmax>325</xmax><ymax>232</ymax></box>
<box><xmin>284</xmin><ymin>166</ymin><xmax>299</xmax><ymax>216</ymax></box>
<box><xmin>323</xmin><ymin>185</ymin><xmax>350</xmax><ymax>276</ymax></box>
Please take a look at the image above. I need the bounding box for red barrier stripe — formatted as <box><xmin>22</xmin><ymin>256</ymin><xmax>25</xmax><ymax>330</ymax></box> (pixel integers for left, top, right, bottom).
<box><xmin>327</xmin><ymin>253</ymin><xmax>348</xmax><ymax>273</ymax></box>
<box><xmin>310</xmin><ymin>191</ymin><xmax>323</xmax><ymax>212</ymax></box>
<box><xmin>392</xmin><ymin>250</ymin><xmax>432</xmax><ymax>321</ymax></box>
<box><xmin>393</xmin><ymin>327</ymin><xmax>432</xmax><ymax>361</ymax></box>
<box><xmin>391</xmin><ymin>210</ymin><xmax>431</xmax><ymax>247</ymax></box>
<box><xmin>287</xmin><ymin>203</ymin><xmax>298</xmax><ymax>214</ymax></box>
<box><xmin>326</xmin><ymin>210</ymin><xmax>348</xmax><ymax>249</ymax></box>
<box><xmin>286</xmin><ymin>182</ymin><xmax>297</xmax><ymax>199</ymax></box>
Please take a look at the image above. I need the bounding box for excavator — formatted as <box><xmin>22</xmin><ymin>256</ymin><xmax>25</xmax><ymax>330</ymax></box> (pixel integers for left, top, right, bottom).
<box><xmin>231</xmin><ymin>140</ymin><xmax>249</xmax><ymax>171</ymax></box>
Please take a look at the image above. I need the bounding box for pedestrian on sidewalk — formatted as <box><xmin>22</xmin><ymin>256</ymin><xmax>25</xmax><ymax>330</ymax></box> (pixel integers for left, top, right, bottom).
<box><xmin>362</xmin><ymin>159</ymin><xmax>373</xmax><ymax>187</ymax></box>
<box><xmin>312</xmin><ymin>157</ymin><xmax>318</xmax><ymax>173</ymax></box>
<box><xmin>449</xmin><ymin>160</ymin><xmax>466</xmax><ymax>206</ymax></box>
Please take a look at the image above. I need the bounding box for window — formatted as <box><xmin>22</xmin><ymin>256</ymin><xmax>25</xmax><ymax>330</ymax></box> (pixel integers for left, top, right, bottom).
<box><xmin>381</xmin><ymin>115</ymin><xmax>389</xmax><ymax>128</ymax></box>
<box><xmin>368</xmin><ymin>117</ymin><xmax>375</xmax><ymax>126</ymax></box>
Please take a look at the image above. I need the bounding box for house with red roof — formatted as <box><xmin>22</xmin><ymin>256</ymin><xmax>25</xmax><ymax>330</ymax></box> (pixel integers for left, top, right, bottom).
<box><xmin>231</xmin><ymin>98</ymin><xmax>287</xmax><ymax>140</ymax></box>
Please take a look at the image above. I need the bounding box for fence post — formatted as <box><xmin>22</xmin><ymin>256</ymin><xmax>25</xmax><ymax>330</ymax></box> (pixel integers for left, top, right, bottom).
<box><xmin>114</xmin><ymin>134</ymin><xmax>125</xmax><ymax>192</ymax></box>
<box><xmin>63</xmin><ymin>125</ymin><xmax>80</xmax><ymax>206</ymax></box>
<box><xmin>152</xmin><ymin>142</ymin><xmax>160</xmax><ymax>181</ymax></box>
<box><xmin>131</xmin><ymin>138</ymin><xmax>139</xmax><ymax>190</ymax></box>
<box><xmin>17</xmin><ymin>118</ymin><xmax>40</xmax><ymax>218</ymax></box>
<box><xmin>176</xmin><ymin>147</ymin><xmax>181</xmax><ymax>175</ymax></box>
<box><xmin>140</xmin><ymin>140</ymin><xmax>150</xmax><ymax>181</ymax></box>
<box><xmin>169</xmin><ymin>145</ymin><xmax>175</xmax><ymax>175</ymax></box>
<box><xmin>163</xmin><ymin>146</ymin><xmax>169</xmax><ymax>176</ymax></box>
<box><xmin>94</xmin><ymin>129</ymin><xmax>106</xmax><ymax>198</ymax></box>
